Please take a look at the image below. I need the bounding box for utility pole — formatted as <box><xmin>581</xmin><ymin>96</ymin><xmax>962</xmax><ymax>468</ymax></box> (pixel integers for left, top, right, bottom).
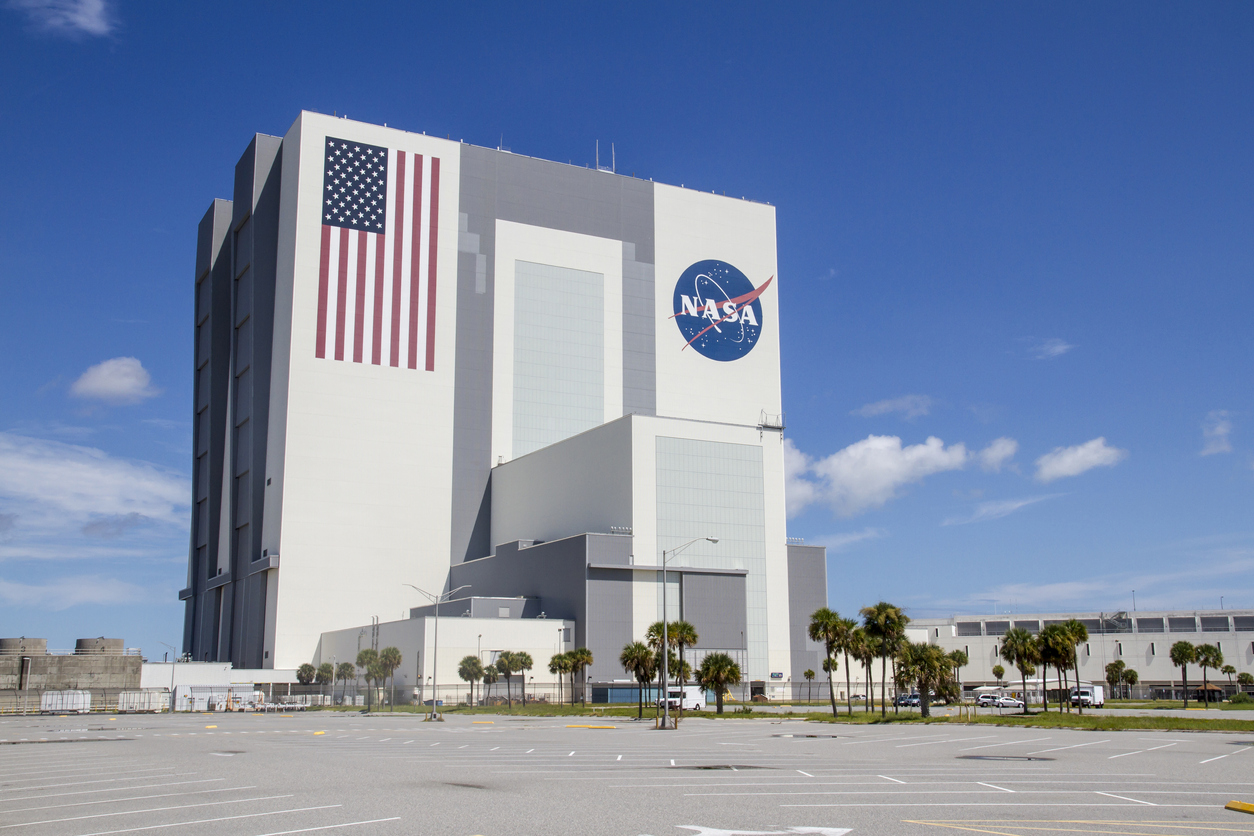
<box><xmin>404</xmin><ymin>583</ymin><xmax>470</xmax><ymax>721</ymax></box>
<box><xmin>659</xmin><ymin>536</ymin><xmax>718</xmax><ymax>730</ymax></box>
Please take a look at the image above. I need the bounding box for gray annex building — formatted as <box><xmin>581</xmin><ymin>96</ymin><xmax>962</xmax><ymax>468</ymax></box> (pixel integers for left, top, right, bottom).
<box><xmin>183</xmin><ymin>111</ymin><xmax>827</xmax><ymax>701</ymax></box>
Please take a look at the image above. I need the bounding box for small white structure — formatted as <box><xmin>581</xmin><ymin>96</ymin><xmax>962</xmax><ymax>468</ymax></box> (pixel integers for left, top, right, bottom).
<box><xmin>40</xmin><ymin>690</ymin><xmax>91</xmax><ymax>713</ymax></box>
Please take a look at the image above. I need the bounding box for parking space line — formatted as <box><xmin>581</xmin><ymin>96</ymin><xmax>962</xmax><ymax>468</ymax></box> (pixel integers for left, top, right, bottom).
<box><xmin>0</xmin><ymin>773</ymin><xmax>200</xmax><ymax>794</ymax></box>
<box><xmin>880</xmin><ymin>776</ymin><xmax>906</xmax><ymax>784</ymax></box>
<box><xmin>252</xmin><ymin>817</ymin><xmax>403</xmax><ymax>836</ymax></box>
<box><xmin>0</xmin><ymin>785</ymin><xmax>256</xmax><ymax>816</ymax></box>
<box><xmin>976</xmin><ymin>782</ymin><xmax>1014</xmax><ymax>793</ymax></box>
<box><xmin>898</xmin><ymin>736</ymin><xmax>994</xmax><ymax>748</ymax></box>
<box><xmin>1094</xmin><ymin>791</ymin><xmax>1155</xmax><ymax>805</ymax></box>
<box><xmin>958</xmin><ymin>737</ymin><xmax>1052</xmax><ymax>751</ymax></box>
<box><xmin>0</xmin><ymin>779</ymin><xmax>226</xmax><ymax>805</ymax></box>
<box><xmin>1026</xmin><ymin>740</ymin><xmax>1109</xmax><ymax>754</ymax></box>
<box><xmin>0</xmin><ymin>794</ymin><xmax>295</xmax><ymax>830</ymax></box>
<box><xmin>70</xmin><ymin>805</ymin><xmax>342</xmax><ymax>836</ymax></box>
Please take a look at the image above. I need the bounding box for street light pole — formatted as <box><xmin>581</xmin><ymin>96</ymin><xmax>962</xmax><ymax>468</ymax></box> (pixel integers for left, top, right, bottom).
<box><xmin>660</xmin><ymin>536</ymin><xmax>718</xmax><ymax>730</ymax></box>
<box><xmin>404</xmin><ymin>583</ymin><xmax>470</xmax><ymax>721</ymax></box>
<box><xmin>159</xmin><ymin>642</ymin><xmax>177</xmax><ymax>712</ymax></box>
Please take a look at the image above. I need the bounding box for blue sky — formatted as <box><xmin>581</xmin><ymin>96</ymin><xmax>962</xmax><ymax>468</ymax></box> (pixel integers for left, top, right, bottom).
<box><xmin>1</xmin><ymin>2</ymin><xmax>1251</xmax><ymax>657</ymax></box>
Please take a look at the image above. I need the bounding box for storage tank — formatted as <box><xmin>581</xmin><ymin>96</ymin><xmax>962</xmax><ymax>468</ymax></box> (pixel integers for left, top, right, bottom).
<box><xmin>0</xmin><ymin>637</ymin><xmax>47</xmax><ymax>655</ymax></box>
<box><xmin>75</xmin><ymin>637</ymin><xmax>125</xmax><ymax>655</ymax></box>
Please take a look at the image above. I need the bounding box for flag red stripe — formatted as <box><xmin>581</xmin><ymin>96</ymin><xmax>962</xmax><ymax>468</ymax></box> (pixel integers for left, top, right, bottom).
<box><xmin>372</xmin><ymin>232</ymin><xmax>385</xmax><ymax>365</ymax></box>
<box><xmin>425</xmin><ymin>157</ymin><xmax>440</xmax><ymax>372</ymax></box>
<box><xmin>315</xmin><ymin>225</ymin><xmax>331</xmax><ymax>358</ymax></box>
<box><xmin>334</xmin><ymin>226</ymin><xmax>349</xmax><ymax>361</ymax></box>
<box><xmin>408</xmin><ymin>155</ymin><xmax>424</xmax><ymax>371</ymax></box>
<box><xmin>352</xmin><ymin>230</ymin><xmax>367</xmax><ymax>363</ymax></box>
<box><xmin>390</xmin><ymin>151</ymin><xmax>406</xmax><ymax>368</ymax></box>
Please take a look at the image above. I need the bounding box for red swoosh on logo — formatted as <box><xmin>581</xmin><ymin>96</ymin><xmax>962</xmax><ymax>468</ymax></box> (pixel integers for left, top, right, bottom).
<box><xmin>676</xmin><ymin>275</ymin><xmax>773</xmax><ymax>350</ymax></box>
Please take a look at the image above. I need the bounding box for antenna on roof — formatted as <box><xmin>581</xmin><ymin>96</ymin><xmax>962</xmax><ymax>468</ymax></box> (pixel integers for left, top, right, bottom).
<box><xmin>612</xmin><ymin>143</ymin><xmax>616</xmax><ymax>173</ymax></box>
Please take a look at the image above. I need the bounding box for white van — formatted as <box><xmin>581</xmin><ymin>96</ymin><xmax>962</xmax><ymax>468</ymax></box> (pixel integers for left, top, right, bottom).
<box><xmin>1071</xmin><ymin>685</ymin><xmax>1105</xmax><ymax>708</ymax></box>
<box><xmin>656</xmin><ymin>685</ymin><xmax>704</xmax><ymax>711</ymax></box>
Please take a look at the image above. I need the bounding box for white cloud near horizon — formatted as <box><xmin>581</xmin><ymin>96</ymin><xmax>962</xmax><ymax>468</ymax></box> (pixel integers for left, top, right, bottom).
<box><xmin>811</xmin><ymin>528</ymin><xmax>887</xmax><ymax>552</ymax></box>
<box><xmin>1201</xmin><ymin>410</ymin><xmax>1233</xmax><ymax>456</ymax></box>
<box><xmin>850</xmin><ymin>394</ymin><xmax>932</xmax><ymax>420</ymax></box>
<box><xmin>978</xmin><ymin>437</ymin><xmax>1018</xmax><ymax>472</ymax></box>
<box><xmin>70</xmin><ymin>357</ymin><xmax>160</xmax><ymax>404</ymax></box>
<box><xmin>942</xmin><ymin>494</ymin><xmax>1059</xmax><ymax>526</ymax></box>
<box><xmin>0</xmin><ymin>573</ymin><xmax>146</xmax><ymax>610</ymax></box>
<box><xmin>1030</xmin><ymin>337</ymin><xmax>1075</xmax><ymax>359</ymax></box>
<box><xmin>1035</xmin><ymin>437</ymin><xmax>1127</xmax><ymax>482</ymax></box>
<box><xmin>0</xmin><ymin>433</ymin><xmax>188</xmax><ymax>549</ymax></box>
<box><xmin>8</xmin><ymin>0</ymin><xmax>113</xmax><ymax>37</ymax></box>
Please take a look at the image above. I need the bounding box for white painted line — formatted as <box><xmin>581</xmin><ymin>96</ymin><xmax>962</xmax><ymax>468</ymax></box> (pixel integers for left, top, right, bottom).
<box><xmin>780</xmin><ymin>802</ymin><xmax>1214</xmax><ymax>808</ymax></box>
<box><xmin>430</xmin><ymin>743</ymin><xmax>440</xmax><ymax>747</ymax></box>
<box><xmin>1108</xmin><ymin>750</ymin><xmax>1142</xmax><ymax>759</ymax></box>
<box><xmin>0</xmin><ymin>785</ymin><xmax>255</xmax><ymax>816</ymax></box>
<box><xmin>1027</xmin><ymin>739</ymin><xmax>1110</xmax><ymax>754</ymax></box>
<box><xmin>897</xmin><ymin>736</ymin><xmax>995</xmax><ymax>748</ymax></box>
<box><xmin>670</xmin><ymin>759</ymin><xmax>676</xmax><ymax>766</ymax></box>
<box><xmin>977</xmin><ymin>782</ymin><xmax>1014</xmax><ymax>793</ymax></box>
<box><xmin>878</xmin><ymin>776</ymin><xmax>905</xmax><ymax>784</ymax></box>
<box><xmin>403</xmin><ymin>740</ymin><xmax>413</xmax><ymax>745</ymax></box>
<box><xmin>491</xmin><ymin>747</ymin><xmax>499</xmax><ymax>751</ymax></box>
<box><xmin>958</xmin><ymin>737</ymin><xmax>1052</xmax><ymax>751</ymax></box>
<box><xmin>378</xmin><ymin>739</ymin><xmax>390</xmax><ymax>743</ymax></box>
<box><xmin>1095</xmin><ymin>791</ymin><xmax>1155</xmax><ymax>805</ymax></box>
<box><xmin>1200</xmin><ymin>746</ymin><xmax>1248</xmax><ymax>765</ymax></box>
<box><xmin>617</xmin><ymin>755</ymin><xmax>622</xmax><ymax>761</ymax></box>
<box><xmin>69</xmin><ymin>805</ymin><xmax>342</xmax><ymax>836</ymax></box>
<box><xmin>0</xmin><ymin>794</ymin><xmax>295</xmax><ymax>829</ymax></box>
<box><xmin>208</xmin><ymin>753</ymin><xmax>233</xmax><ymax>758</ymax></box>
<box><xmin>0</xmin><ymin>779</ymin><xmax>226</xmax><ymax>806</ymax></box>
<box><xmin>568</xmin><ymin>752</ymin><xmax>575</xmax><ymax>757</ymax></box>
<box><xmin>251</xmin><ymin>817</ymin><xmax>403</xmax><ymax>836</ymax></box>
<box><xmin>526</xmin><ymin>749</ymin><xmax>534</xmax><ymax>754</ymax></box>
<box><xmin>1145</xmin><ymin>743</ymin><xmax>1177</xmax><ymax>751</ymax></box>
<box><xmin>0</xmin><ymin>773</ymin><xmax>200</xmax><ymax>794</ymax></box>
<box><xmin>797</xmin><ymin>771</ymin><xmax>813</xmax><ymax>778</ymax></box>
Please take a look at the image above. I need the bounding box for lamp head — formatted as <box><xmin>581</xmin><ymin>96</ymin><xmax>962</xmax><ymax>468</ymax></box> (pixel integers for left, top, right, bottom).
<box><xmin>706</xmin><ymin>537</ymin><xmax>720</xmax><ymax>544</ymax></box>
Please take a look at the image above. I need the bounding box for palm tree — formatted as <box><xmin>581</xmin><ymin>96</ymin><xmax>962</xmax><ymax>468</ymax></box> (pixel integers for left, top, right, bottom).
<box><xmin>645</xmin><ymin>621</ymin><xmax>669</xmax><ymax>698</ymax></box>
<box><xmin>356</xmin><ymin>648</ymin><xmax>378</xmax><ymax>710</ymax></box>
<box><xmin>316</xmin><ymin>663</ymin><xmax>334</xmax><ymax>701</ymax></box>
<box><xmin>367</xmin><ymin>661</ymin><xmax>389</xmax><ymax>709</ymax></box>
<box><xmin>948</xmin><ymin>649</ymin><xmax>969</xmax><ymax>702</ymax></box>
<box><xmin>1238</xmin><ymin>672</ymin><xmax>1254</xmax><ymax>693</ymax></box>
<box><xmin>514</xmin><ymin>651</ymin><xmax>534</xmax><ymax>706</ymax></box>
<box><xmin>1105</xmin><ymin>660</ymin><xmax>1126</xmax><ymax>702</ymax></box>
<box><xmin>481</xmin><ymin>663</ymin><xmax>499</xmax><ymax>703</ymax></box>
<box><xmin>1222</xmin><ymin>664</ymin><xmax>1237</xmax><ymax>697</ymax></box>
<box><xmin>459</xmin><ymin>655</ymin><xmax>484</xmax><ymax>706</ymax></box>
<box><xmin>807</xmin><ymin>607</ymin><xmax>842</xmax><ymax>717</ymax></box>
<box><xmin>670</xmin><ymin>622</ymin><xmax>698</xmax><ymax>717</ymax></box>
<box><xmin>1000</xmin><ymin>628</ymin><xmax>1039</xmax><ymax>715</ymax></box>
<box><xmin>1169</xmin><ymin>640</ymin><xmax>1195</xmax><ymax>708</ymax></box>
<box><xmin>1122</xmin><ymin>668</ymin><xmax>1138</xmax><ymax>700</ymax></box>
<box><xmin>495</xmin><ymin>651</ymin><xmax>519</xmax><ymax>708</ymax></box>
<box><xmin>897</xmin><ymin>642</ymin><xmax>952</xmax><ymax>718</ymax></box>
<box><xmin>297</xmin><ymin>663</ymin><xmax>316</xmax><ymax>685</ymax></box>
<box><xmin>803</xmin><ymin>669</ymin><xmax>815</xmax><ymax>704</ymax></box>
<box><xmin>1196</xmin><ymin>644</ymin><xmax>1222</xmax><ymax>706</ymax></box>
<box><xmin>1038</xmin><ymin>624</ymin><xmax>1069</xmax><ymax>712</ymax></box>
<box><xmin>378</xmin><ymin>647</ymin><xmax>402</xmax><ymax>711</ymax></box>
<box><xmin>335</xmin><ymin>661</ymin><xmax>356</xmax><ymax>704</ymax></box>
<box><xmin>991</xmin><ymin>664</ymin><xmax>1005</xmax><ymax>687</ymax></box>
<box><xmin>1062</xmin><ymin>619</ymin><xmax>1089</xmax><ymax>713</ymax></box>
<box><xmin>568</xmin><ymin>647</ymin><xmax>593</xmax><ymax>706</ymax></box>
<box><xmin>861</xmin><ymin>602</ymin><xmax>909</xmax><ymax>717</ymax></box>
<box><xmin>548</xmin><ymin>652</ymin><xmax>569</xmax><ymax>704</ymax></box>
<box><xmin>620</xmin><ymin>641</ymin><xmax>655</xmax><ymax>719</ymax></box>
<box><xmin>849</xmin><ymin>629</ymin><xmax>874</xmax><ymax>713</ymax></box>
<box><xmin>695</xmin><ymin>652</ymin><xmax>742</xmax><ymax>714</ymax></box>
<box><xmin>835</xmin><ymin>617</ymin><xmax>858</xmax><ymax>715</ymax></box>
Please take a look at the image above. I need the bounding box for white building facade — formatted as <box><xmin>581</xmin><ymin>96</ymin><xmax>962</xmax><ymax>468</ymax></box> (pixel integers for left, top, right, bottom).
<box><xmin>183</xmin><ymin>112</ymin><xmax>825</xmax><ymax>694</ymax></box>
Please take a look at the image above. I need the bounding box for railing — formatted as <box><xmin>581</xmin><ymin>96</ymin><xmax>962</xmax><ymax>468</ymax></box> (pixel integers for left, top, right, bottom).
<box><xmin>0</xmin><ymin>648</ymin><xmax>144</xmax><ymax>657</ymax></box>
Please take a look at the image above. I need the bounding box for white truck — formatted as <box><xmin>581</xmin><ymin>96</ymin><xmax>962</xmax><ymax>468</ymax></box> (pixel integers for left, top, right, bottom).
<box><xmin>656</xmin><ymin>685</ymin><xmax>705</xmax><ymax>711</ymax></box>
<box><xmin>1071</xmin><ymin>684</ymin><xmax>1105</xmax><ymax>708</ymax></box>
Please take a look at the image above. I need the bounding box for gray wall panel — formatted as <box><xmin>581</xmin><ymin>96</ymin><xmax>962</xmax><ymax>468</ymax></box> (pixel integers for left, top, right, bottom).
<box><xmin>682</xmin><ymin>572</ymin><xmax>748</xmax><ymax>651</ymax></box>
<box><xmin>786</xmin><ymin>544</ymin><xmax>828</xmax><ymax>696</ymax></box>
<box><xmin>586</xmin><ymin>568</ymin><xmax>633</xmax><ymax>685</ymax></box>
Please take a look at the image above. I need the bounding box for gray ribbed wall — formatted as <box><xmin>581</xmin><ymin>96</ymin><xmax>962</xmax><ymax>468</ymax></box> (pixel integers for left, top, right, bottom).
<box><xmin>786</xmin><ymin>544</ymin><xmax>828</xmax><ymax>697</ymax></box>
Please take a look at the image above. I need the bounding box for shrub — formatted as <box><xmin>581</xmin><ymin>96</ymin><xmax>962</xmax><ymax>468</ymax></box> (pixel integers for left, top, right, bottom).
<box><xmin>1230</xmin><ymin>692</ymin><xmax>1252</xmax><ymax>704</ymax></box>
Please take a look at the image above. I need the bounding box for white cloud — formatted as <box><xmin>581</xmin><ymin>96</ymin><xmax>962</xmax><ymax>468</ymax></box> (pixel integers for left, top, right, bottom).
<box><xmin>942</xmin><ymin>494</ymin><xmax>1059</xmax><ymax>526</ymax></box>
<box><xmin>787</xmin><ymin>435</ymin><xmax>969</xmax><ymax>517</ymax></box>
<box><xmin>9</xmin><ymin>0</ymin><xmax>113</xmax><ymax>37</ymax></box>
<box><xmin>0</xmin><ymin>433</ymin><xmax>187</xmax><ymax>538</ymax></box>
<box><xmin>1030</xmin><ymin>338</ymin><xmax>1075</xmax><ymax>359</ymax></box>
<box><xmin>0</xmin><ymin>574</ymin><xmax>145</xmax><ymax>609</ymax></box>
<box><xmin>851</xmin><ymin>394</ymin><xmax>932</xmax><ymax>420</ymax></box>
<box><xmin>70</xmin><ymin>357</ymin><xmax>160</xmax><ymax>404</ymax></box>
<box><xmin>81</xmin><ymin>512</ymin><xmax>147</xmax><ymax>539</ymax></box>
<box><xmin>1035</xmin><ymin>437</ymin><xmax>1127</xmax><ymax>482</ymax></box>
<box><xmin>812</xmin><ymin>528</ymin><xmax>886</xmax><ymax>551</ymax></box>
<box><xmin>978</xmin><ymin>437</ymin><xmax>1018</xmax><ymax>472</ymax></box>
<box><xmin>1201</xmin><ymin>410</ymin><xmax>1233</xmax><ymax>456</ymax></box>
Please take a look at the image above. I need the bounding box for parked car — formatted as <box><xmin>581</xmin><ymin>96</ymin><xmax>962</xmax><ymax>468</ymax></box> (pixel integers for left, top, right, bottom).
<box><xmin>976</xmin><ymin>694</ymin><xmax>1000</xmax><ymax>707</ymax></box>
<box><xmin>655</xmin><ymin>686</ymin><xmax>704</xmax><ymax>711</ymax></box>
<box><xmin>995</xmin><ymin>696</ymin><xmax>1024</xmax><ymax>708</ymax></box>
<box><xmin>850</xmin><ymin>694</ymin><xmax>866</xmax><ymax>701</ymax></box>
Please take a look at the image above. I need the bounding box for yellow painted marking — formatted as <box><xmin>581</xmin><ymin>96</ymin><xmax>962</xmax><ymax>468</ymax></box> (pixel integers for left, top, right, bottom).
<box><xmin>1229</xmin><ymin>800</ymin><xmax>1254</xmax><ymax>815</ymax></box>
<box><xmin>472</xmin><ymin>721</ymin><xmax>494</xmax><ymax>724</ymax></box>
<box><xmin>566</xmin><ymin>724</ymin><xmax>616</xmax><ymax>729</ymax></box>
<box><xmin>281</xmin><ymin>715</ymin><xmax>294</xmax><ymax>718</ymax></box>
<box><xmin>314</xmin><ymin>731</ymin><xmax>326</xmax><ymax>735</ymax></box>
<box><xmin>905</xmin><ymin>820</ymin><xmax>1254</xmax><ymax>834</ymax></box>
<box><xmin>205</xmin><ymin>725</ymin><xmax>217</xmax><ymax>729</ymax></box>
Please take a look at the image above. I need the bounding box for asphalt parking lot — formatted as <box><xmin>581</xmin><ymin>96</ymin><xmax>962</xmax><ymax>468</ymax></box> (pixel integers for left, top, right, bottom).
<box><xmin>2</xmin><ymin>711</ymin><xmax>1253</xmax><ymax>836</ymax></box>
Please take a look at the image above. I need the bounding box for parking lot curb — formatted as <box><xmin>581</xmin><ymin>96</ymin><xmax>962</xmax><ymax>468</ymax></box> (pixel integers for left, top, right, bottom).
<box><xmin>1226</xmin><ymin>801</ymin><xmax>1254</xmax><ymax>815</ymax></box>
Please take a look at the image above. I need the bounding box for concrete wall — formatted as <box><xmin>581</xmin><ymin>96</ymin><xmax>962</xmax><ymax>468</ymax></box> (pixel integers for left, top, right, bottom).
<box><xmin>786</xmin><ymin>544</ymin><xmax>828</xmax><ymax>699</ymax></box>
<box><xmin>0</xmin><ymin>655</ymin><xmax>141</xmax><ymax>691</ymax></box>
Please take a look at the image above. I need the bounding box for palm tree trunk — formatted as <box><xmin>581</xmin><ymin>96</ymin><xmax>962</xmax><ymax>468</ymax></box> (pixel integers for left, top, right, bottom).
<box><xmin>1202</xmin><ymin>667</ymin><xmax>1209</xmax><ymax>707</ymax></box>
<box><xmin>843</xmin><ymin>650</ymin><xmax>853</xmax><ymax>716</ymax></box>
<box><xmin>892</xmin><ymin>658</ymin><xmax>899</xmax><ymax>715</ymax></box>
<box><xmin>1042</xmin><ymin>662</ymin><xmax>1049</xmax><ymax>712</ymax></box>
<box><xmin>825</xmin><ymin>651</ymin><xmax>838</xmax><ymax>717</ymax></box>
<box><xmin>880</xmin><ymin>655</ymin><xmax>887</xmax><ymax>717</ymax></box>
<box><xmin>1021</xmin><ymin>668</ymin><xmax>1029</xmax><ymax>715</ymax></box>
<box><xmin>866</xmin><ymin>661</ymin><xmax>873</xmax><ymax>713</ymax></box>
<box><xmin>716</xmin><ymin>688</ymin><xmax>724</xmax><ymax>714</ymax></box>
<box><xmin>1074</xmin><ymin>659</ymin><xmax>1083</xmax><ymax>714</ymax></box>
<box><xmin>638</xmin><ymin>677</ymin><xmax>644</xmax><ymax>719</ymax></box>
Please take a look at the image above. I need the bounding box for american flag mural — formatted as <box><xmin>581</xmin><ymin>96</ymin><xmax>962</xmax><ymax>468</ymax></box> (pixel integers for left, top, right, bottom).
<box><xmin>315</xmin><ymin>136</ymin><xmax>440</xmax><ymax>370</ymax></box>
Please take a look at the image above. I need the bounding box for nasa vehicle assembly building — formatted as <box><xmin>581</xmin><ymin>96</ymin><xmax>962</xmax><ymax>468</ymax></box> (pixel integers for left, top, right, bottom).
<box><xmin>182</xmin><ymin>111</ymin><xmax>826</xmax><ymax>700</ymax></box>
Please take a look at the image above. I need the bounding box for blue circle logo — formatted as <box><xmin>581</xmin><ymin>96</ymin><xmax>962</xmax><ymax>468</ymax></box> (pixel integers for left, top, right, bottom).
<box><xmin>671</xmin><ymin>259</ymin><xmax>771</xmax><ymax>362</ymax></box>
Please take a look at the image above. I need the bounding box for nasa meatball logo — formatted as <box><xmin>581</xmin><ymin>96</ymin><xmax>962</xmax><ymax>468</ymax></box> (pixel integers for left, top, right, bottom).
<box><xmin>671</xmin><ymin>259</ymin><xmax>773</xmax><ymax>362</ymax></box>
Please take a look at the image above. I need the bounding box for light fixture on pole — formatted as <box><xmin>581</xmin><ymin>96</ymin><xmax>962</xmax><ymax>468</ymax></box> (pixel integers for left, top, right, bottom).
<box><xmin>158</xmin><ymin>641</ymin><xmax>177</xmax><ymax>712</ymax></box>
<box><xmin>403</xmin><ymin>582</ymin><xmax>470</xmax><ymax>721</ymax></box>
<box><xmin>659</xmin><ymin>536</ymin><xmax>718</xmax><ymax>730</ymax></box>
